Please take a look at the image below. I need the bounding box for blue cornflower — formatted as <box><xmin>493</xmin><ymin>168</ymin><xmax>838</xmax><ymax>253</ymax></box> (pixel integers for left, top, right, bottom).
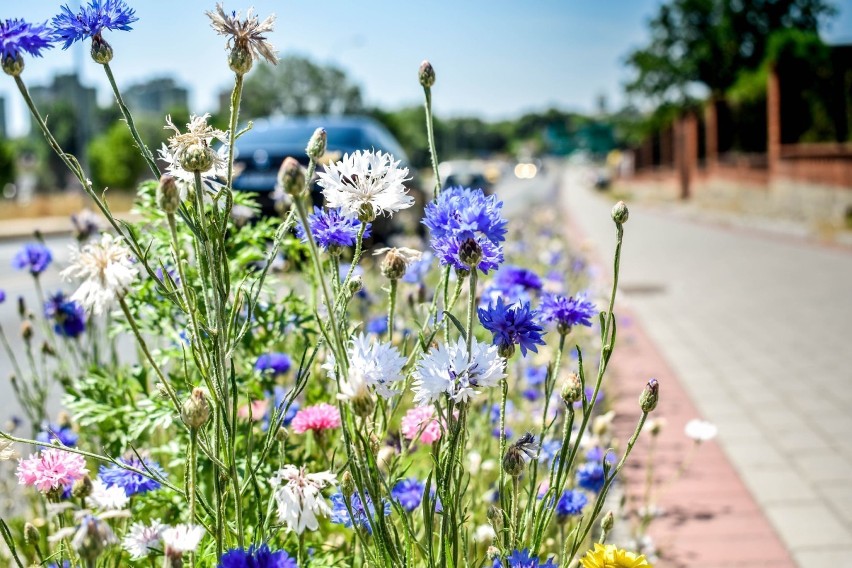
<box><xmin>493</xmin><ymin>548</ymin><xmax>557</xmax><ymax>568</ymax></box>
<box><xmin>365</xmin><ymin>316</ymin><xmax>388</xmax><ymax>336</ymax></box>
<box><xmin>423</xmin><ymin>186</ymin><xmax>507</xmax><ymax>273</ymax></box>
<box><xmin>586</xmin><ymin>446</ymin><xmax>616</xmax><ymax>465</ymax></box>
<box><xmin>36</xmin><ymin>422</ymin><xmax>79</xmax><ymax>447</ymax></box>
<box><xmin>494</xmin><ymin>266</ymin><xmax>542</xmax><ymax>292</ymax></box>
<box><xmin>295</xmin><ymin>207</ymin><xmax>371</xmax><ymax>251</ymax></box>
<box><xmin>538</xmin><ymin>440</ymin><xmax>562</xmax><ymax>466</ymax></box>
<box><xmin>526</xmin><ymin>366</ymin><xmax>547</xmax><ymax>386</ymax></box>
<box><xmin>263</xmin><ymin>386</ymin><xmax>299</xmax><ymax>431</ymax></box>
<box><xmin>47</xmin><ymin>562</ymin><xmax>71</xmax><ymax>568</ymax></box>
<box><xmin>218</xmin><ymin>543</ymin><xmax>297</xmax><ymax>568</ymax></box>
<box><xmin>12</xmin><ymin>242</ymin><xmax>52</xmax><ymax>275</ymax></box>
<box><xmin>0</xmin><ymin>290</ymin><xmax>4</xmax><ymax>303</ymax></box>
<box><xmin>522</xmin><ymin>387</ymin><xmax>540</xmax><ymax>402</ymax></box>
<box><xmin>52</xmin><ymin>0</ymin><xmax>138</xmax><ymax>49</ymax></box>
<box><xmin>44</xmin><ymin>292</ymin><xmax>86</xmax><ymax>339</ymax></box>
<box><xmin>478</xmin><ymin>297</ymin><xmax>545</xmax><ymax>357</ymax></box>
<box><xmin>329</xmin><ymin>490</ymin><xmax>390</xmax><ymax>534</ymax></box>
<box><xmin>391</xmin><ymin>478</ymin><xmax>424</xmax><ymax>512</ymax></box>
<box><xmin>576</xmin><ymin>462</ymin><xmax>606</xmax><ymax>493</ymax></box>
<box><xmin>402</xmin><ymin>251</ymin><xmax>432</xmax><ymax>284</ymax></box>
<box><xmin>99</xmin><ymin>457</ymin><xmax>166</xmax><ymax>496</ymax></box>
<box><xmin>0</xmin><ymin>19</ymin><xmax>53</xmax><ymax>62</ymax></box>
<box><xmin>555</xmin><ymin>489</ymin><xmax>587</xmax><ymax>518</ymax></box>
<box><xmin>254</xmin><ymin>353</ymin><xmax>291</xmax><ymax>376</ymax></box>
<box><xmin>480</xmin><ymin>282</ymin><xmax>531</xmax><ymax>310</ymax></box>
<box><xmin>540</xmin><ymin>293</ymin><xmax>597</xmax><ymax>333</ymax></box>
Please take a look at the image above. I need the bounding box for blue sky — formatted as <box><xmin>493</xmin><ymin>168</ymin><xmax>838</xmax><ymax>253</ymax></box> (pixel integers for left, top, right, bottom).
<box><xmin>2</xmin><ymin>1</ymin><xmax>851</xmax><ymax>136</ymax></box>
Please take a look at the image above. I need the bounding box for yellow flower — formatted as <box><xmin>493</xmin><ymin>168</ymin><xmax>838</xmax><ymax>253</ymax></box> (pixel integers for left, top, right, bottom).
<box><xmin>579</xmin><ymin>543</ymin><xmax>653</xmax><ymax>568</ymax></box>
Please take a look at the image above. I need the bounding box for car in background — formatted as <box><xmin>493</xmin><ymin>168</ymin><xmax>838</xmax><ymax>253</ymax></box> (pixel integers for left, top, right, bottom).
<box><xmin>437</xmin><ymin>160</ymin><xmax>502</xmax><ymax>194</ymax></box>
<box><xmin>231</xmin><ymin>115</ymin><xmax>424</xmax><ymax>241</ymax></box>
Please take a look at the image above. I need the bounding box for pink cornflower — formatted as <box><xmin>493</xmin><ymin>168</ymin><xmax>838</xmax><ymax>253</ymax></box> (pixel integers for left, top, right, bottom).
<box><xmin>17</xmin><ymin>448</ymin><xmax>88</xmax><ymax>493</ymax></box>
<box><xmin>401</xmin><ymin>405</ymin><xmax>443</xmax><ymax>444</ymax></box>
<box><xmin>291</xmin><ymin>403</ymin><xmax>341</xmax><ymax>434</ymax></box>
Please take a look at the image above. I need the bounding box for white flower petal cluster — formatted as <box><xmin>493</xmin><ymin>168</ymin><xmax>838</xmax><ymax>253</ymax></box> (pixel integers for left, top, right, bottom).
<box><xmin>158</xmin><ymin>143</ymin><xmax>226</xmax><ymax>199</ymax></box>
<box><xmin>61</xmin><ymin>233</ymin><xmax>138</xmax><ymax>315</ymax></box>
<box><xmin>412</xmin><ymin>337</ymin><xmax>506</xmax><ymax>405</ymax></box>
<box><xmin>89</xmin><ymin>479</ymin><xmax>129</xmax><ymax>511</ymax></box>
<box><xmin>270</xmin><ymin>465</ymin><xmax>337</xmax><ymax>534</ymax></box>
<box><xmin>317</xmin><ymin>150</ymin><xmax>413</xmax><ymax>217</ymax></box>
<box><xmin>164</xmin><ymin>113</ymin><xmax>227</xmax><ymax>174</ymax></box>
<box><xmin>684</xmin><ymin>419</ymin><xmax>718</xmax><ymax>442</ymax></box>
<box><xmin>328</xmin><ymin>333</ymin><xmax>407</xmax><ymax>400</ymax></box>
<box><xmin>161</xmin><ymin>523</ymin><xmax>205</xmax><ymax>555</ymax></box>
<box><xmin>123</xmin><ymin>519</ymin><xmax>166</xmax><ymax>560</ymax></box>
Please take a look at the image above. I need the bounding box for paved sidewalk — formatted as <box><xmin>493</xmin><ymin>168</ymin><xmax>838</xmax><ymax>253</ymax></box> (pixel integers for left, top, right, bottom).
<box><xmin>561</xmin><ymin>166</ymin><xmax>852</xmax><ymax>567</ymax></box>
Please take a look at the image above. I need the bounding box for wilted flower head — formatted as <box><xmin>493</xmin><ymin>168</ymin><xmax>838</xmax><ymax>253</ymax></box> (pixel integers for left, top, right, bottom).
<box><xmin>61</xmin><ymin>233</ymin><xmax>137</xmax><ymax>315</ymax></box>
<box><xmin>269</xmin><ymin>465</ymin><xmax>336</xmax><ymax>534</ymax></box>
<box><xmin>12</xmin><ymin>242</ymin><xmax>53</xmax><ymax>275</ymax></box>
<box><xmin>164</xmin><ymin>113</ymin><xmax>227</xmax><ymax>174</ymax></box>
<box><xmin>122</xmin><ymin>519</ymin><xmax>165</xmax><ymax>560</ymax></box>
<box><xmin>375</xmin><ymin>247</ymin><xmax>422</xmax><ymax>280</ymax></box>
<box><xmin>17</xmin><ymin>448</ymin><xmax>88</xmax><ymax>493</ymax></box>
<box><xmin>291</xmin><ymin>403</ymin><xmax>341</xmax><ymax>434</ymax></box>
<box><xmin>52</xmin><ymin>0</ymin><xmax>138</xmax><ymax>49</ymax></box>
<box><xmin>412</xmin><ymin>336</ymin><xmax>506</xmax><ymax>405</ymax></box>
<box><xmin>400</xmin><ymin>405</ymin><xmax>443</xmax><ymax>444</ymax></box>
<box><xmin>317</xmin><ymin>150</ymin><xmax>413</xmax><ymax>220</ymax></box>
<box><xmin>158</xmin><ymin>142</ymin><xmax>227</xmax><ymax>199</ymax></box>
<box><xmin>206</xmin><ymin>3</ymin><xmax>278</xmax><ymax>70</ymax></box>
<box><xmin>1</xmin><ymin>19</ymin><xmax>53</xmax><ymax>75</ymax></box>
<box><xmin>684</xmin><ymin>418</ymin><xmax>717</xmax><ymax>442</ymax></box>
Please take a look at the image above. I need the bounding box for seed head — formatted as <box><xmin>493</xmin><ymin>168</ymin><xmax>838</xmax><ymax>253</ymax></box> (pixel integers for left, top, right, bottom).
<box><xmin>278</xmin><ymin>157</ymin><xmax>305</xmax><ymax>197</ymax></box>
<box><xmin>181</xmin><ymin>388</ymin><xmax>210</xmax><ymax>430</ymax></box>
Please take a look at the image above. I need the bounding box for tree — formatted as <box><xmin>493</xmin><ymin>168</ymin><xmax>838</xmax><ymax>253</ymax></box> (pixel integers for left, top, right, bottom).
<box><xmin>241</xmin><ymin>55</ymin><xmax>364</xmax><ymax>118</ymax></box>
<box><xmin>625</xmin><ymin>0</ymin><xmax>837</xmax><ymax>104</ymax></box>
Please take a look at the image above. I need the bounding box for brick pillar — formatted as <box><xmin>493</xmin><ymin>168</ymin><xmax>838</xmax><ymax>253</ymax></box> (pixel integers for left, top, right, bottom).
<box><xmin>767</xmin><ymin>65</ymin><xmax>781</xmax><ymax>176</ymax></box>
<box><xmin>683</xmin><ymin>113</ymin><xmax>698</xmax><ymax>199</ymax></box>
<box><xmin>705</xmin><ymin>99</ymin><xmax>717</xmax><ymax>170</ymax></box>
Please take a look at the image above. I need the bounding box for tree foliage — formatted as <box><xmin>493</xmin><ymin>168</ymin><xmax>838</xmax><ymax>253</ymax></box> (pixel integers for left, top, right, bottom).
<box><xmin>241</xmin><ymin>55</ymin><xmax>364</xmax><ymax>118</ymax></box>
<box><xmin>625</xmin><ymin>0</ymin><xmax>837</xmax><ymax>103</ymax></box>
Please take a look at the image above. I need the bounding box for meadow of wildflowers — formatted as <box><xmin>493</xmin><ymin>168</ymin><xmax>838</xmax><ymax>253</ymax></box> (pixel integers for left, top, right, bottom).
<box><xmin>0</xmin><ymin>2</ymin><xmax>666</xmax><ymax>567</ymax></box>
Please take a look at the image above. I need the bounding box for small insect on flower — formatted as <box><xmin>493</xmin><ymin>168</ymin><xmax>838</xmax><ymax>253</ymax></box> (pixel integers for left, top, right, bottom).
<box><xmin>269</xmin><ymin>465</ymin><xmax>336</xmax><ymax>534</ymax></box>
<box><xmin>0</xmin><ymin>19</ymin><xmax>53</xmax><ymax>76</ymax></box>
<box><xmin>61</xmin><ymin>233</ymin><xmax>137</xmax><ymax>315</ymax></box>
<box><xmin>206</xmin><ymin>3</ymin><xmax>278</xmax><ymax>74</ymax></box>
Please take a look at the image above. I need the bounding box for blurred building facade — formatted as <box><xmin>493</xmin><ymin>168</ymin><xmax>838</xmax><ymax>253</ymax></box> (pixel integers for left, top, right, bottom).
<box><xmin>124</xmin><ymin>77</ymin><xmax>188</xmax><ymax>116</ymax></box>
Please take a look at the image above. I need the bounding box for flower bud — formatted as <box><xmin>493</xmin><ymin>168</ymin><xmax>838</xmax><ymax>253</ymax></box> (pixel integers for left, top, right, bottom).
<box><xmin>278</xmin><ymin>157</ymin><xmax>305</xmax><ymax>197</ymax></box>
<box><xmin>357</xmin><ymin>202</ymin><xmax>376</xmax><ymax>223</ymax></box>
<box><xmin>306</xmin><ymin>128</ymin><xmax>327</xmax><ymax>161</ymax></box>
<box><xmin>381</xmin><ymin>249</ymin><xmax>408</xmax><ymax>281</ymax></box>
<box><xmin>419</xmin><ymin>60</ymin><xmax>436</xmax><ymax>88</ymax></box>
<box><xmin>275</xmin><ymin>427</ymin><xmax>288</xmax><ymax>442</ymax></box>
<box><xmin>20</xmin><ymin>321</ymin><xmax>33</xmax><ymax>341</ymax></box>
<box><xmin>17</xmin><ymin>296</ymin><xmax>26</xmax><ymax>318</ymax></box>
<box><xmin>90</xmin><ymin>36</ymin><xmax>113</xmax><ymax>64</ymax></box>
<box><xmin>41</xmin><ymin>341</ymin><xmax>55</xmax><ymax>357</ymax></box>
<box><xmin>486</xmin><ymin>505</ymin><xmax>504</xmax><ymax>533</ymax></box>
<box><xmin>611</xmin><ymin>201</ymin><xmax>629</xmax><ymax>224</ymax></box>
<box><xmin>351</xmin><ymin>389</ymin><xmax>376</xmax><ymax>418</ymax></box>
<box><xmin>601</xmin><ymin>510</ymin><xmax>615</xmax><ymax>532</ymax></box>
<box><xmin>181</xmin><ymin>388</ymin><xmax>210</xmax><ymax>430</ymax></box>
<box><xmin>377</xmin><ymin>445</ymin><xmax>396</xmax><ymax>472</ymax></box>
<box><xmin>502</xmin><ymin>446</ymin><xmax>525</xmax><ymax>478</ymax></box>
<box><xmin>341</xmin><ymin>471</ymin><xmax>355</xmax><ymax>499</ymax></box>
<box><xmin>72</xmin><ymin>475</ymin><xmax>94</xmax><ymax>499</ymax></box>
<box><xmin>369</xmin><ymin>433</ymin><xmax>381</xmax><ymax>455</ymax></box>
<box><xmin>228</xmin><ymin>44</ymin><xmax>253</xmax><ymax>75</ymax></box>
<box><xmin>158</xmin><ymin>175</ymin><xmax>181</xmax><ymax>215</ymax></box>
<box><xmin>561</xmin><ymin>373</ymin><xmax>582</xmax><ymax>405</ymax></box>
<box><xmin>458</xmin><ymin>238</ymin><xmax>482</xmax><ymax>268</ymax></box>
<box><xmin>639</xmin><ymin>378</ymin><xmax>659</xmax><ymax>413</ymax></box>
<box><xmin>498</xmin><ymin>343</ymin><xmax>515</xmax><ymax>359</ymax></box>
<box><xmin>347</xmin><ymin>275</ymin><xmax>363</xmax><ymax>295</ymax></box>
<box><xmin>2</xmin><ymin>53</ymin><xmax>24</xmax><ymax>77</ymax></box>
<box><xmin>180</xmin><ymin>143</ymin><xmax>214</xmax><ymax>172</ymax></box>
<box><xmin>24</xmin><ymin>522</ymin><xmax>39</xmax><ymax>547</ymax></box>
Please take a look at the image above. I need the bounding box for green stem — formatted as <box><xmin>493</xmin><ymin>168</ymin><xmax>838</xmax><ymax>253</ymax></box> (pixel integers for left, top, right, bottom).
<box><xmin>387</xmin><ymin>279</ymin><xmax>398</xmax><ymax>343</ymax></box>
<box><xmin>223</xmin><ymin>73</ymin><xmax>244</xmax><ymax>196</ymax></box>
<box><xmin>423</xmin><ymin>86</ymin><xmax>442</xmax><ymax>198</ymax></box>
<box><xmin>102</xmin><ymin>62</ymin><xmax>160</xmax><ymax>179</ymax></box>
<box><xmin>465</xmin><ymin>269</ymin><xmax>477</xmax><ymax>359</ymax></box>
<box><xmin>188</xmin><ymin>430</ymin><xmax>198</xmax><ymax>568</ymax></box>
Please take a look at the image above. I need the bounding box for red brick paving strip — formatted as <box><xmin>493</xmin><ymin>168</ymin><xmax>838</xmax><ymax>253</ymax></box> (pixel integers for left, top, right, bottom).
<box><xmin>607</xmin><ymin>308</ymin><xmax>796</xmax><ymax>567</ymax></box>
<box><xmin>559</xmin><ymin>199</ymin><xmax>796</xmax><ymax>567</ymax></box>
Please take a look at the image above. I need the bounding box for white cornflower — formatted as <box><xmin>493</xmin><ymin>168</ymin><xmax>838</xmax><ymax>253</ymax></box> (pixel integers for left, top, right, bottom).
<box><xmin>270</xmin><ymin>465</ymin><xmax>336</xmax><ymax>534</ymax></box>
<box><xmin>328</xmin><ymin>333</ymin><xmax>407</xmax><ymax>401</ymax></box>
<box><xmin>412</xmin><ymin>337</ymin><xmax>506</xmax><ymax>405</ymax></box>
<box><xmin>206</xmin><ymin>3</ymin><xmax>278</xmax><ymax>65</ymax></box>
<box><xmin>61</xmin><ymin>233</ymin><xmax>138</xmax><ymax>315</ymax></box>
<box><xmin>684</xmin><ymin>419</ymin><xmax>718</xmax><ymax>442</ymax></box>
<box><xmin>123</xmin><ymin>519</ymin><xmax>165</xmax><ymax>560</ymax></box>
<box><xmin>161</xmin><ymin>524</ymin><xmax>205</xmax><ymax>556</ymax></box>
<box><xmin>89</xmin><ymin>479</ymin><xmax>129</xmax><ymax>511</ymax></box>
<box><xmin>317</xmin><ymin>150</ymin><xmax>413</xmax><ymax>219</ymax></box>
